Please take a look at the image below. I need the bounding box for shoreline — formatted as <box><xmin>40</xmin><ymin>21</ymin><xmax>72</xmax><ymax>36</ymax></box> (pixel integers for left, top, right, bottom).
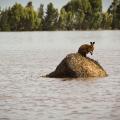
<box><xmin>0</xmin><ymin>30</ymin><xmax>120</xmax><ymax>33</ymax></box>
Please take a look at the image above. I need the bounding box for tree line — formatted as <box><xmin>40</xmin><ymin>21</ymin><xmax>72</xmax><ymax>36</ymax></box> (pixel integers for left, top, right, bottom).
<box><xmin>0</xmin><ymin>0</ymin><xmax>120</xmax><ymax>31</ymax></box>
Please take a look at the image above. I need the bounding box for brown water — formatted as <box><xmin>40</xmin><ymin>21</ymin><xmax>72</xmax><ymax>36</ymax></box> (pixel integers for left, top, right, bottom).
<box><xmin>0</xmin><ymin>31</ymin><xmax>120</xmax><ymax>120</ymax></box>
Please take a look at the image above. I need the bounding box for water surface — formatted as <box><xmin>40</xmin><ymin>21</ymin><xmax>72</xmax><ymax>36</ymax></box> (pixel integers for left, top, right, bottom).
<box><xmin>0</xmin><ymin>31</ymin><xmax>120</xmax><ymax>120</ymax></box>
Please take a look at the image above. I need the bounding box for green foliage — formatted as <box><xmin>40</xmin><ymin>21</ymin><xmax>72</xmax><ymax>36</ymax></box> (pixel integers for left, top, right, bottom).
<box><xmin>61</xmin><ymin>0</ymin><xmax>92</xmax><ymax>30</ymax></box>
<box><xmin>73</xmin><ymin>10</ymin><xmax>85</xmax><ymax>30</ymax></box>
<box><xmin>101</xmin><ymin>12</ymin><xmax>113</xmax><ymax>29</ymax></box>
<box><xmin>115</xmin><ymin>2</ymin><xmax>120</xmax><ymax>29</ymax></box>
<box><xmin>90</xmin><ymin>12</ymin><xmax>102</xmax><ymax>29</ymax></box>
<box><xmin>108</xmin><ymin>0</ymin><xmax>120</xmax><ymax>29</ymax></box>
<box><xmin>38</xmin><ymin>4</ymin><xmax>44</xmax><ymax>30</ymax></box>
<box><xmin>66</xmin><ymin>11</ymin><xmax>74</xmax><ymax>30</ymax></box>
<box><xmin>23</xmin><ymin>7</ymin><xmax>40</xmax><ymax>31</ymax></box>
<box><xmin>26</xmin><ymin>1</ymin><xmax>33</xmax><ymax>8</ymax></box>
<box><xmin>0</xmin><ymin>9</ymin><xmax>11</xmax><ymax>31</ymax></box>
<box><xmin>43</xmin><ymin>3</ymin><xmax>59</xmax><ymax>31</ymax></box>
<box><xmin>63</xmin><ymin>0</ymin><xmax>91</xmax><ymax>13</ymax></box>
<box><xmin>58</xmin><ymin>8</ymin><xmax>68</xmax><ymax>30</ymax></box>
<box><xmin>0</xmin><ymin>2</ymin><xmax>40</xmax><ymax>31</ymax></box>
<box><xmin>0</xmin><ymin>0</ymin><xmax>119</xmax><ymax>31</ymax></box>
<box><xmin>23</xmin><ymin>2</ymin><xmax>40</xmax><ymax>31</ymax></box>
<box><xmin>89</xmin><ymin>0</ymin><xmax>102</xmax><ymax>12</ymax></box>
<box><xmin>8</xmin><ymin>3</ymin><xmax>25</xmax><ymax>30</ymax></box>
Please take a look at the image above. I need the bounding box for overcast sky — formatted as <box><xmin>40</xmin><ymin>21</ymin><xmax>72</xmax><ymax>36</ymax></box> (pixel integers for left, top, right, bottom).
<box><xmin>0</xmin><ymin>0</ymin><xmax>113</xmax><ymax>11</ymax></box>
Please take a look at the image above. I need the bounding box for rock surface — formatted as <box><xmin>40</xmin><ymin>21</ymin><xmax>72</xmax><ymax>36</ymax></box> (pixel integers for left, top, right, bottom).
<box><xmin>46</xmin><ymin>53</ymin><xmax>108</xmax><ymax>78</ymax></box>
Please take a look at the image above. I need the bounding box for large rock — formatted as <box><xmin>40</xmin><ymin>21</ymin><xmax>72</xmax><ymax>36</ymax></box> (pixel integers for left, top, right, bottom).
<box><xmin>46</xmin><ymin>53</ymin><xmax>108</xmax><ymax>78</ymax></box>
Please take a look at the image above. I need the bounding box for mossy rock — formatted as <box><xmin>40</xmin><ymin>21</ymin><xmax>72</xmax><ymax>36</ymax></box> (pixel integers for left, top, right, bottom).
<box><xmin>46</xmin><ymin>53</ymin><xmax>108</xmax><ymax>78</ymax></box>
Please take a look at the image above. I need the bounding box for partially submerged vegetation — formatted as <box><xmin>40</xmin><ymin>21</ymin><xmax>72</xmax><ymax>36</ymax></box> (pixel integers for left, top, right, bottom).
<box><xmin>0</xmin><ymin>0</ymin><xmax>120</xmax><ymax>31</ymax></box>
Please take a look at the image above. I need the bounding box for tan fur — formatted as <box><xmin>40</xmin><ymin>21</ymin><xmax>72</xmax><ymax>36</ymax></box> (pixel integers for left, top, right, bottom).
<box><xmin>78</xmin><ymin>42</ymin><xmax>95</xmax><ymax>57</ymax></box>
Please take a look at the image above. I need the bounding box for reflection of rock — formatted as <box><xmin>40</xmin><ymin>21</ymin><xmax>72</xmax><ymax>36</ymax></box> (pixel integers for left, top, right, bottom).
<box><xmin>46</xmin><ymin>53</ymin><xmax>108</xmax><ymax>78</ymax></box>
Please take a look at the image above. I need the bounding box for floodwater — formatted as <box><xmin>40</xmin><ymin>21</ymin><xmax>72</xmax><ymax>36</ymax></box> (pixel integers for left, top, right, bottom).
<box><xmin>0</xmin><ymin>31</ymin><xmax>120</xmax><ymax>120</ymax></box>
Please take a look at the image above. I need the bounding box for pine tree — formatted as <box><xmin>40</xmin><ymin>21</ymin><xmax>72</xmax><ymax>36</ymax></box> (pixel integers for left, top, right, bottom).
<box><xmin>38</xmin><ymin>4</ymin><xmax>44</xmax><ymax>30</ymax></box>
<box><xmin>44</xmin><ymin>3</ymin><xmax>59</xmax><ymax>31</ymax></box>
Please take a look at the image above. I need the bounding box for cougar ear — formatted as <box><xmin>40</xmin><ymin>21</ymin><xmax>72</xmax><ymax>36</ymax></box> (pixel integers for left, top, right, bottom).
<box><xmin>92</xmin><ymin>42</ymin><xmax>95</xmax><ymax>45</ymax></box>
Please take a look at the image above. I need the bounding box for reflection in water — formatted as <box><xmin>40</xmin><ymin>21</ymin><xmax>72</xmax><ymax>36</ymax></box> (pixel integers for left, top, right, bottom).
<box><xmin>0</xmin><ymin>31</ymin><xmax>120</xmax><ymax>120</ymax></box>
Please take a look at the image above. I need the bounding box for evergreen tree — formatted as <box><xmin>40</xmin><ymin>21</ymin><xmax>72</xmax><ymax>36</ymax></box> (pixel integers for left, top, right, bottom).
<box><xmin>23</xmin><ymin>6</ymin><xmax>40</xmax><ymax>30</ymax></box>
<box><xmin>115</xmin><ymin>1</ymin><xmax>120</xmax><ymax>29</ymax></box>
<box><xmin>0</xmin><ymin>2</ymin><xmax>40</xmax><ymax>31</ymax></box>
<box><xmin>21</xmin><ymin>2</ymin><xmax>40</xmax><ymax>31</ymax></box>
<box><xmin>38</xmin><ymin>4</ymin><xmax>44</xmax><ymax>30</ymax></box>
<box><xmin>44</xmin><ymin>3</ymin><xmax>59</xmax><ymax>31</ymax></box>
<box><xmin>0</xmin><ymin>0</ymin><xmax>119</xmax><ymax>31</ymax></box>
<box><xmin>62</xmin><ymin>0</ymin><xmax>92</xmax><ymax>30</ymax></box>
<box><xmin>58</xmin><ymin>8</ymin><xmax>68</xmax><ymax>30</ymax></box>
<box><xmin>89</xmin><ymin>0</ymin><xmax>102</xmax><ymax>12</ymax></box>
<box><xmin>0</xmin><ymin>9</ymin><xmax>11</xmax><ymax>31</ymax></box>
<box><xmin>108</xmin><ymin>0</ymin><xmax>120</xmax><ymax>29</ymax></box>
<box><xmin>8</xmin><ymin>3</ymin><xmax>25</xmax><ymax>30</ymax></box>
<box><xmin>66</xmin><ymin>11</ymin><xmax>74</xmax><ymax>30</ymax></box>
<box><xmin>73</xmin><ymin>10</ymin><xmax>85</xmax><ymax>30</ymax></box>
<box><xmin>101</xmin><ymin>12</ymin><xmax>113</xmax><ymax>29</ymax></box>
<box><xmin>89</xmin><ymin>0</ymin><xmax>102</xmax><ymax>29</ymax></box>
<box><xmin>26</xmin><ymin>1</ymin><xmax>33</xmax><ymax>8</ymax></box>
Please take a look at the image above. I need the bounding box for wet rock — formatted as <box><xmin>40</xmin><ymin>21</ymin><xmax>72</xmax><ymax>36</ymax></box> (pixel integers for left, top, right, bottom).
<box><xmin>46</xmin><ymin>53</ymin><xmax>108</xmax><ymax>78</ymax></box>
